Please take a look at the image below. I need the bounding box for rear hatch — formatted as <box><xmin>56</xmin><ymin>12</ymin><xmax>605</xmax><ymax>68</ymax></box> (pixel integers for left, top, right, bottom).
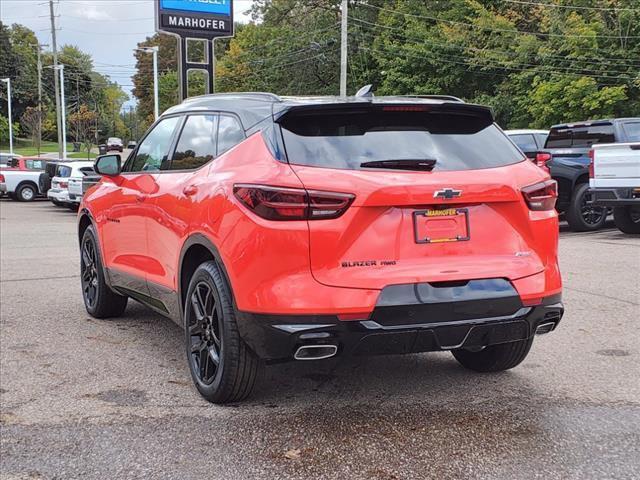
<box><xmin>68</xmin><ymin>166</ymin><xmax>96</xmax><ymax>196</ymax></box>
<box><xmin>277</xmin><ymin>102</ymin><xmax>549</xmax><ymax>290</ymax></box>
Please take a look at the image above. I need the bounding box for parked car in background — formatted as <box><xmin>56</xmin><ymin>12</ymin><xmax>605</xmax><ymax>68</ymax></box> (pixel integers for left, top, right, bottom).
<box><xmin>48</xmin><ymin>161</ymin><xmax>95</xmax><ymax>209</ymax></box>
<box><xmin>107</xmin><ymin>137</ymin><xmax>123</xmax><ymax>152</ymax></box>
<box><xmin>127</xmin><ymin>140</ymin><xmax>137</xmax><ymax>149</ymax></box>
<box><xmin>543</xmin><ymin>118</ymin><xmax>640</xmax><ymax>231</ymax></box>
<box><xmin>0</xmin><ymin>162</ymin><xmax>50</xmax><ymax>201</ymax></box>
<box><xmin>589</xmin><ymin>139</ymin><xmax>640</xmax><ymax>234</ymax></box>
<box><xmin>79</xmin><ymin>93</ymin><xmax>563</xmax><ymax>403</ymax></box>
<box><xmin>505</xmin><ymin>129</ymin><xmax>549</xmax><ymax>170</ymax></box>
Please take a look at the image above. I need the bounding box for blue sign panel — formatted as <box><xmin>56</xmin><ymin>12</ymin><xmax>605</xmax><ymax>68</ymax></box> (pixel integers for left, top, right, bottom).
<box><xmin>160</xmin><ymin>0</ymin><xmax>231</xmax><ymax>17</ymax></box>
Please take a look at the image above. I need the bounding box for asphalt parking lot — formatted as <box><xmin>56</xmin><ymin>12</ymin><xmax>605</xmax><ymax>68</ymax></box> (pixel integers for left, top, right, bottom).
<box><xmin>1</xmin><ymin>199</ymin><xmax>639</xmax><ymax>480</ymax></box>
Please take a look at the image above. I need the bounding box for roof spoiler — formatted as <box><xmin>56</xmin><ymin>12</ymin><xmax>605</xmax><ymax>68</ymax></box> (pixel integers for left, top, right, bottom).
<box><xmin>273</xmin><ymin>101</ymin><xmax>494</xmax><ymax>127</ymax></box>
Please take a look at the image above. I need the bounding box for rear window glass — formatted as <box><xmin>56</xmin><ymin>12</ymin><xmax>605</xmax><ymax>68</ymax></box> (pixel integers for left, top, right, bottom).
<box><xmin>622</xmin><ymin>122</ymin><xmax>640</xmax><ymax>142</ymax></box>
<box><xmin>79</xmin><ymin>167</ymin><xmax>95</xmax><ymax>176</ymax></box>
<box><xmin>279</xmin><ymin>109</ymin><xmax>523</xmax><ymax>171</ymax></box>
<box><xmin>545</xmin><ymin>124</ymin><xmax>616</xmax><ymax>148</ymax></box>
<box><xmin>57</xmin><ymin>166</ymin><xmax>72</xmax><ymax>178</ymax></box>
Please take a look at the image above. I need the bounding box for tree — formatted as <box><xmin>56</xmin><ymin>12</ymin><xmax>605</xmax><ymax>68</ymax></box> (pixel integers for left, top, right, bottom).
<box><xmin>20</xmin><ymin>107</ymin><xmax>44</xmax><ymax>155</ymax></box>
<box><xmin>69</xmin><ymin>105</ymin><xmax>98</xmax><ymax>160</ymax></box>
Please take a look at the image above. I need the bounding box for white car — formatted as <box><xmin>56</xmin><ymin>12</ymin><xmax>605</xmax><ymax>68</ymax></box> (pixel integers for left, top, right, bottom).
<box><xmin>48</xmin><ymin>161</ymin><xmax>95</xmax><ymax>209</ymax></box>
<box><xmin>504</xmin><ymin>129</ymin><xmax>549</xmax><ymax>160</ymax></box>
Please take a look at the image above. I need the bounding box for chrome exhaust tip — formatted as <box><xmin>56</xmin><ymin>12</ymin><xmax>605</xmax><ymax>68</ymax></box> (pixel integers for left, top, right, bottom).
<box><xmin>535</xmin><ymin>321</ymin><xmax>556</xmax><ymax>335</ymax></box>
<box><xmin>294</xmin><ymin>345</ymin><xmax>338</xmax><ymax>361</ymax></box>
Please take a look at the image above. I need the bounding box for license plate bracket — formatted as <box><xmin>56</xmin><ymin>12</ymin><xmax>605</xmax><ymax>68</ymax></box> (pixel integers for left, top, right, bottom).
<box><xmin>413</xmin><ymin>208</ymin><xmax>470</xmax><ymax>244</ymax></box>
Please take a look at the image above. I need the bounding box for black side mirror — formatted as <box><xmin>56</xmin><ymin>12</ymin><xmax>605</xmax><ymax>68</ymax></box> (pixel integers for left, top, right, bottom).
<box><xmin>95</xmin><ymin>154</ymin><xmax>122</xmax><ymax>176</ymax></box>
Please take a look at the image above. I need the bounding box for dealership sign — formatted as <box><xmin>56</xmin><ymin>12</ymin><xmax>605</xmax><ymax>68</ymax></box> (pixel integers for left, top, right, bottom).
<box><xmin>156</xmin><ymin>0</ymin><xmax>234</xmax><ymax>39</ymax></box>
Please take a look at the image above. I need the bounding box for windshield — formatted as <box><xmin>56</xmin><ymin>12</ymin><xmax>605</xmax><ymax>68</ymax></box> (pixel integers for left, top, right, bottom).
<box><xmin>108</xmin><ymin>138</ymin><xmax>121</xmax><ymax>143</ymax></box>
<box><xmin>280</xmin><ymin>109</ymin><xmax>523</xmax><ymax>171</ymax></box>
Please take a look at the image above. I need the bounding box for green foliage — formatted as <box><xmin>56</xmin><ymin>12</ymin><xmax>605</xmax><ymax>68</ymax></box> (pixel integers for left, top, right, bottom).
<box><xmin>0</xmin><ymin>115</ymin><xmax>20</xmax><ymax>144</ymax></box>
<box><xmin>126</xmin><ymin>0</ymin><xmax>640</xmax><ymax>129</ymax></box>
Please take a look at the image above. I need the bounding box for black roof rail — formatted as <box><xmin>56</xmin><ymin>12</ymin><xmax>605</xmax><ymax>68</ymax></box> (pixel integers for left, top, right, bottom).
<box><xmin>399</xmin><ymin>94</ymin><xmax>465</xmax><ymax>103</ymax></box>
<box><xmin>182</xmin><ymin>92</ymin><xmax>282</xmax><ymax>103</ymax></box>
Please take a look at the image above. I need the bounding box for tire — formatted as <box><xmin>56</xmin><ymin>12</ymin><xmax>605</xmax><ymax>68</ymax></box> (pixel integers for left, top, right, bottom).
<box><xmin>16</xmin><ymin>184</ymin><xmax>37</xmax><ymax>202</ymax></box>
<box><xmin>68</xmin><ymin>203</ymin><xmax>80</xmax><ymax>212</ymax></box>
<box><xmin>613</xmin><ymin>206</ymin><xmax>640</xmax><ymax>234</ymax></box>
<box><xmin>80</xmin><ymin>225</ymin><xmax>128</xmax><ymax>318</ymax></box>
<box><xmin>452</xmin><ymin>336</ymin><xmax>534</xmax><ymax>372</ymax></box>
<box><xmin>565</xmin><ymin>183</ymin><xmax>607</xmax><ymax>232</ymax></box>
<box><xmin>52</xmin><ymin>200</ymin><xmax>64</xmax><ymax>207</ymax></box>
<box><xmin>184</xmin><ymin>261</ymin><xmax>259</xmax><ymax>404</ymax></box>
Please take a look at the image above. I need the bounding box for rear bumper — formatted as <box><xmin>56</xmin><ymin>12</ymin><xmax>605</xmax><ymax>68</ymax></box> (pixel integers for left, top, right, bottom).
<box><xmin>47</xmin><ymin>189</ymin><xmax>70</xmax><ymax>203</ymax></box>
<box><xmin>236</xmin><ymin>281</ymin><xmax>563</xmax><ymax>363</ymax></box>
<box><xmin>590</xmin><ymin>187</ymin><xmax>640</xmax><ymax>207</ymax></box>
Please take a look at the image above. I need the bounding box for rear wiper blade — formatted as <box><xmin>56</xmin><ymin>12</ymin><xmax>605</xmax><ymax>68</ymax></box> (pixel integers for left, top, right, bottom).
<box><xmin>360</xmin><ymin>159</ymin><xmax>437</xmax><ymax>171</ymax></box>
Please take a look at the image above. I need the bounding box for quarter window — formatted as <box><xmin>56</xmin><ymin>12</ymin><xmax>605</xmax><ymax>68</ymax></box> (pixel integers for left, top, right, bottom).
<box><xmin>170</xmin><ymin>115</ymin><xmax>218</xmax><ymax>170</ymax></box>
<box><xmin>217</xmin><ymin>115</ymin><xmax>245</xmax><ymax>156</ymax></box>
<box><xmin>127</xmin><ymin>116</ymin><xmax>181</xmax><ymax>172</ymax></box>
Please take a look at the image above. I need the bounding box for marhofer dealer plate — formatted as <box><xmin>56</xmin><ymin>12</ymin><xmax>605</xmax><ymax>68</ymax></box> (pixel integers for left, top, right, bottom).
<box><xmin>413</xmin><ymin>208</ymin><xmax>471</xmax><ymax>244</ymax></box>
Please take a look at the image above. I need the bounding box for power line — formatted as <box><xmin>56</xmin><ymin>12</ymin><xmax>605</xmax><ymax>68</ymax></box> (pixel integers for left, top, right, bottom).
<box><xmin>359</xmin><ymin>3</ymin><xmax>640</xmax><ymax>39</ymax></box>
<box><xmin>351</xmin><ymin>17</ymin><xmax>640</xmax><ymax>73</ymax></box>
<box><xmin>500</xmin><ymin>0</ymin><xmax>640</xmax><ymax>12</ymax></box>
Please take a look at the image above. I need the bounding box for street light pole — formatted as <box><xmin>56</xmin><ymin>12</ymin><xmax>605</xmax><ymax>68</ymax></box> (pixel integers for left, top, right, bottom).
<box><xmin>1</xmin><ymin>78</ymin><xmax>13</xmax><ymax>155</ymax></box>
<box><xmin>55</xmin><ymin>66</ymin><xmax>67</xmax><ymax>159</ymax></box>
<box><xmin>136</xmin><ymin>46</ymin><xmax>160</xmax><ymax>120</ymax></box>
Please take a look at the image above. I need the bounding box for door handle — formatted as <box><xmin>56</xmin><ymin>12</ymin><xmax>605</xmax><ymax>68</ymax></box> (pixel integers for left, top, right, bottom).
<box><xmin>183</xmin><ymin>185</ymin><xmax>198</xmax><ymax>196</ymax></box>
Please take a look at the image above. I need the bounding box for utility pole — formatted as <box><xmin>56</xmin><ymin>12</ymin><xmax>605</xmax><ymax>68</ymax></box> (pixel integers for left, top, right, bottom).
<box><xmin>49</xmin><ymin>0</ymin><xmax>63</xmax><ymax>158</ymax></box>
<box><xmin>1</xmin><ymin>78</ymin><xmax>12</xmax><ymax>155</ymax></box>
<box><xmin>33</xmin><ymin>43</ymin><xmax>48</xmax><ymax>156</ymax></box>
<box><xmin>340</xmin><ymin>0</ymin><xmax>348</xmax><ymax>97</ymax></box>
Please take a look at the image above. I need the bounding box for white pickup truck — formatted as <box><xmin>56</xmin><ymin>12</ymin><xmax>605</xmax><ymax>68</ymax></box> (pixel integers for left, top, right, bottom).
<box><xmin>0</xmin><ymin>168</ymin><xmax>46</xmax><ymax>201</ymax></box>
<box><xmin>590</xmin><ymin>142</ymin><xmax>640</xmax><ymax>234</ymax></box>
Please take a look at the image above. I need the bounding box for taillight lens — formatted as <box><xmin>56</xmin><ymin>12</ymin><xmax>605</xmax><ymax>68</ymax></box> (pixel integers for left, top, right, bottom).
<box><xmin>535</xmin><ymin>152</ymin><xmax>552</xmax><ymax>173</ymax></box>
<box><xmin>0</xmin><ymin>174</ymin><xmax>5</xmax><ymax>182</ymax></box>
<box><xmin>233</xmin><ymin>184</ymin><xmax>354</xmax><ymax>221</ymax></box>
<box><xmin>60</xmin><ymin>181</ymin><xmax>68</xmax><ymax>188</ymax></box>
<box><xmin>522</xmin><ymin>180</ymin><xmax>557</xmax><ymax>211</ymax></box>
<box><xmin>588</xmin><ymin>149</ymin><xmax>595</xmax><ymax>178</ymax></box>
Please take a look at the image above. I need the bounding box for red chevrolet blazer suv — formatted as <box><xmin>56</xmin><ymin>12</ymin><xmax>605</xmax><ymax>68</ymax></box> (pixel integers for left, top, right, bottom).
<box><xmin>78</xmin><ymin>93</ymin><xmax>563</xmax><ymax>403</ymax></box>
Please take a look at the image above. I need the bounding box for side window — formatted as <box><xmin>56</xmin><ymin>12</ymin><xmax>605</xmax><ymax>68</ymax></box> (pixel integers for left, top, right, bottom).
<box><xmin>217</xmin><ymin>115</ymin><xmax>245</xmax><ymax>156</ymax></box>
<box><xmin>127</xmin><ymin>116</ymin><xmax>181</xmax><ymax>172</ymax></box>
<box><xmin>25</xmin><ymin>160</ymin><xmax>43</xmax><ymax>170</ymax></box>
<box><xmin>622</xmin><ymin>122</ymin><xmax>640</xmax><ymax>142</ymax></box>
<box><xmin>534</xmin><ymin>133</ymin><xmax>548</xmax><ymax>149</ymax></box>
<box><xmin>170</xmin><ymin>114</ymin><xmax>218</xmax><ymax>170</ymax></box>
<box><xmin>510</xmin><ymin>134</ymin><xmax>537</xmax><ymax>153</ymax></box>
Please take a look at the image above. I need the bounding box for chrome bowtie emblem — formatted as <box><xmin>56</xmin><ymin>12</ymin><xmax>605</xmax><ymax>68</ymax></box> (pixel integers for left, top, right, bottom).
<box><xmin>434</xmin><ymin>188</ymin><xmax>462</xmax><ymax>200</ymax></box>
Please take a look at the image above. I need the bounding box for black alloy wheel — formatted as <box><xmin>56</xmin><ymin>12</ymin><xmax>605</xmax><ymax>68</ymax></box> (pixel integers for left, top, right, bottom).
<box><xmin>565</xmin><ymin>183</ymin><xmax>607</xmax><ymax>231</ymax></box>
<box><xmin>187</xmin><ymin>281</ymin><xmax>222</xmax><ymax>385</ymax></box>
<box><xmin>80</xmin><ymin>225</ymin><xmax>128</xmax><ymax>318</ymax></box>
<box><xmin>579</xmin><ymin>188</ymin><xmax>607</xmax><ymax>226</ymax></box>
<box><xmin>81</xmin><ymin>235</ymin><xmax>99</xmax><ymax>309</ymax></box>
<box><xmin>183</xmin><ymin>261</ymin><xmax>259</xmax><ymax>403</ymax></box>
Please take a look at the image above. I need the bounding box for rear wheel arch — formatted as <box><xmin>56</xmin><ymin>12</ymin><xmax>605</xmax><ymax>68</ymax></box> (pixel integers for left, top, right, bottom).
<box><xmin>178</xmin><ymin>234</ymin><xmax>235</xmax><ymax>325</ymax></box>
<box><xmin>78</xmin><ymin>211</ymin><xmax>93</xmax><ymax>244</ymax></box>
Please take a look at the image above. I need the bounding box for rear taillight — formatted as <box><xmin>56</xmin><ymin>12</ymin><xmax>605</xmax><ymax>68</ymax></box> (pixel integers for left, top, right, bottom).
<box><xmin>233</xmin><ymin>184</ymin><xmax>354</xmax><ymax>221</ymax></box>
<box><xmin>535</xmin><ymin>152</ymin><xmax>552</xmax><ymax>173</ymax></box>
<box><xmin>60</xmin><ymin>181</ymin><xmax>68</xmax><ymax>188</ymax></box>
<box><xmin>0</xmin><ymin>174</ymin><xmax>5</xmax><ymax>182</ymax></box>
<box><xmin>588</xmin><ymin>149</ymin><xmax>594</xmax><ymax>178</ymax></box>
<box><xmin>522</xmin><ymin>179</ymin><xmax>557</xmax><ymax>211</ymax></box>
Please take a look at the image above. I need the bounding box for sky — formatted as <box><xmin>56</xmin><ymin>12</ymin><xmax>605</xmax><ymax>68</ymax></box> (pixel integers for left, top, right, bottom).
<box><xmin>0</xmin><ymin>0</ymin><xmax>255</xmax><ymax>107</ymax></box>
